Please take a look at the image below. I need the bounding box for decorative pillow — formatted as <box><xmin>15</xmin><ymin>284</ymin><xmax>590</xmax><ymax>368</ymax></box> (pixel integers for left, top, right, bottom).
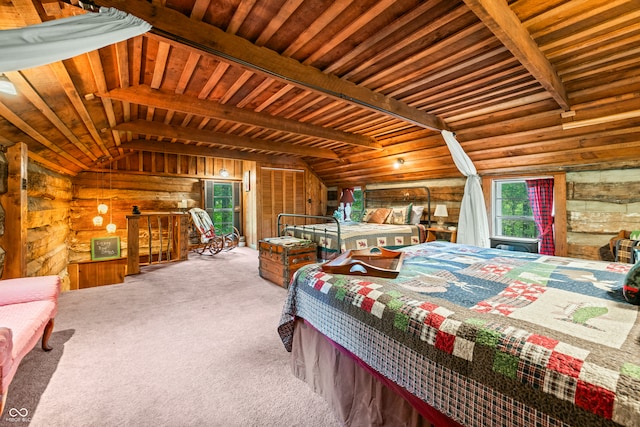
<box><xmin>361</xmin><ymin>208</ymin><xmax>377</xmax><ymax>222</ymax></box>
<box><xmin>409</xmin><ymin>205</ymin><xmax>424</xmax><ymax>225</ymax></box>
<box><xmin>385</xmin><ymin>206</ymin><xmax>409</xmax><ymax>225</ymax></box>
<box><xmin>630</xmin><ymin>230</ymin><xmax>640</xmax><ymax>240</ymax></box>
<box><xmin>623</xmin><ymin>260</ymin><xmax>640</xmax><ymax>305</ymax></box>
<box><xmin>367</xmin><ymin>208</ymin><xmax>392</xmax><ymax>224</ymax></box>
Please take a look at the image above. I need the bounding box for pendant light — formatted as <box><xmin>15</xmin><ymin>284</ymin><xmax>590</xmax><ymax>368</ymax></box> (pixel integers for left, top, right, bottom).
<box><xmin>106</xmin><ymin>161</ymin><xmax>116</xmax><ymax>233</ymax></box>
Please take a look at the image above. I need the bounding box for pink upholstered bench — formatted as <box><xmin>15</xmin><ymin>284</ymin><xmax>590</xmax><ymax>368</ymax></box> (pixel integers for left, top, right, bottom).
<box><xmin>0</xmin><ymin>275</ymin><xmax>60</xmax><ymax>415</ymax></box>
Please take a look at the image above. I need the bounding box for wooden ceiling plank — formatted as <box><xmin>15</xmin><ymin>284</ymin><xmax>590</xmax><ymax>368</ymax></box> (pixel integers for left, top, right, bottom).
<box><xmin>0</xmin><ymin>101</ymin><xmax>87</xmax><ymax>169</ymax></box>
<box><xmin>385</xmin><ymin>45</ymin><xmax>509</xmax><ymax>98</ymax></box>
<box><xmin>190</xmin><ymin>0</ymin><xmax>210</xmax><ymax>21</ymax></box>
<box><xmin>219</xmin><ymin>70</ymin><xmax>254</xmax><ymax>104</ymax></box>
<box><xmin>96</xmin><ymin>1</ymin><xmax>448</xmax><ymax>131</ymax></box>
<box><xmin>254</xmin><ymin>83</ymin><xmax>295</xmax><ymax>112</ymax></box>
<box><xmin>255</xmin><ymin>0</ymin><xmax>304</xmax><ymax>46</ymax></box>
<box><xmin>462</xmin><ymin>0</ymin><xmax>569</xmax><ymax>110</ymax></box>
<box><xmin>282</xmin><ymin>1</ymin><xmax>350</xmax><ymax>57</ymax></box>
<box><xmin>526</xmin><ymin>0</ymin><xmax>633</xmax><ymax>39</ymax></box>
<box><xmin>176</xmin><ymin>52</ymin><xmax>201</xmax><ymax>94</ymax></box>
<box><xmin>85</xmin><ymin>50</ymin><xmax>123</xmax><ymax>156</ymax></box>
<box><xmin>5</xmin><ymin>71</ymin><xmax>98</xmax><ymax>161</ymax></box>
<box><xmin>539</xmin><ymin>9</ymin><xmax>640</xmax><ymax>56</ymax></box>
<box><xmin>236</xmin><ymin>77</ymin><xmax>275</xmax><ymax>108</ymax></box>
<box><xmin>324</xmin><ymin>1</ymin><xmax>438</xmax><ymax>75</ymax></box>
<box><xmin>115</xmin><ymin>40</ymin><xmax>131</xmax><ymax>141</ymax></box>
<box><xmin>102</xmin><ymin>85</ymin><xmax>380</xmax><ymax>149</ymax></box>
<box><xmin>404</xmin><ymin>61</ymin><xmax>523</xmax><ymax>108</ymax></box>
<box><xmin>46</xmin><ymin>60</ymin><xmax>112</xmax><ymax>159</ymax></box>
<box><xmin>302</xmin><ymin>0</ymin><xmax>397</xmax><ymax>66</ymax></box>
<box><xmin>123</xmin><ymin>138</ymin><xmax>305</xmax><ymax>166</ymax></box>
<box><xmin>199</xmin><ymin>61</ymin><xmax>230</xmax><ymax>99</ymax></box>
<box><xmin>227</xmin><ymin>0</ymin><xmax>258</xmax><ymax>35</ymax></box>
<box><xmin>360</xmin><ymin>22</ymin><xmax>486</xmax><ymax>89</ymax></box>
<box><xmin>151</xmin><ymin>42</ymin><xmax>171</xmax><ymax>89</ymax></box>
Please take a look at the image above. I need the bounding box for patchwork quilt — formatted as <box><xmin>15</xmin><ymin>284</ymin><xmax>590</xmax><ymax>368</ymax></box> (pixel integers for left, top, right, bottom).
<box><xmin>283</xmin><ymin>222</ymin><xmax>426</xmax><ymax>254</ymax></box>
<box><xmin>279</xmin><ymin>242</ymin><xmax>640</xmax><ymax>427</ymax></box>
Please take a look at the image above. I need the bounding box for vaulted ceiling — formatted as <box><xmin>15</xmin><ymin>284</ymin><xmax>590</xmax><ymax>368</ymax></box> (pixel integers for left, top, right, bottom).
<box><xmin>1</xmin><ymin>0</ymin><xmax>640</xmax><ymax>186</ymax></box>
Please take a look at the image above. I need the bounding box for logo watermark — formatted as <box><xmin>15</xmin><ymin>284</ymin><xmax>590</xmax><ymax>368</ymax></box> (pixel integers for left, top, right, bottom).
<box><xmin>5</xmin><ymin>408</ymin><xmax>30</xmax><ymax>423</ymax></box>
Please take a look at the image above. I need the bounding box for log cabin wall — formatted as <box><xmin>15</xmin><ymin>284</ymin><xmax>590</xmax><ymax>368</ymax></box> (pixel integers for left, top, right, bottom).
<box><xmin>365</xmin><ymin>179</ymin><xmax>466</xmax><ymax>226</ymax></box>
<box><xmin>27</xmin><ymin>163</ymin><xmax>72</xmax><ymax>282</ymax></box>
<box><xmin>566</xmin><ymin>168</ymin><xmax>640</xmax><ymax>260</ymax></box>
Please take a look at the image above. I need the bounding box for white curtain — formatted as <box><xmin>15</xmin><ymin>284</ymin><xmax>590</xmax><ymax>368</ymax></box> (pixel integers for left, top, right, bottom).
<box><xmin>441</xmin><ymin>130</ymin><xmax>490</xmax><ymax>247</ymax></box>
<box><xmin>0</xmin><ymin>7</ymin><xmax>151</xmax><ymax>73</ymax></box>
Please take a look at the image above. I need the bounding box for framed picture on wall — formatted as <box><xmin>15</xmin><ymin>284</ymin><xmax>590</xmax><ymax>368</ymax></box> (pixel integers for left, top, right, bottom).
<box><xmin>91</xmin><ymin>236</ymin><xmax>121</xmax><ymax>260</ymax></box>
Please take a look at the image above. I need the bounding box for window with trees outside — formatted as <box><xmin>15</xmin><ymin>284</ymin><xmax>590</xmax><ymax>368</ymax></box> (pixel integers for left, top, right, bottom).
<box><xmin>492</xmin><ymin>179</ymin><xmax>538</xmax><ymax>239</ymax></box>
<box><xmin>204</xmin><ymin>180</ymin><xmax>242</xmax><ymax>236</ymax></box>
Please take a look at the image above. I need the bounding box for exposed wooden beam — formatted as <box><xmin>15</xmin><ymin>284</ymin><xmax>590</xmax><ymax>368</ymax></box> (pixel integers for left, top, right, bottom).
<box><xmin>463</xmin><ymin>0</ymin><xmax>570</xmax><ymax>110</ymax></box>
<box><xmin>101</xmin><ymin>85</ymin><xmax>380</xmax><ymax>149</ymax></box>
<box><xmin>95</xmin><ymin>0</ymin><xmax>449</xmax><ymax>131</ymax></box>
<box><xmin>122</xmin><ymin>139</ymin><xmax>306</xmax><ymax>166</ymax></box>
<box><xmin>114</xmin><ymin>120</ymin><xmax>340</xmax><ymax>159</ymax></box>
<box><xmin>5</xmin><ymin>71</ymin><xmax>98</xmax><ymax>161</ymax></box>
<box><xmin>0</xmin><ymin>101</ymin><xmax>87</xmax><ymax>169</ymax></box>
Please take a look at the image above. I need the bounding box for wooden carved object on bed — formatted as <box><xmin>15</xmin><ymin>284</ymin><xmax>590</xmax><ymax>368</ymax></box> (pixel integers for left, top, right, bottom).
<box><xmin>321</xmin><ymin>247</ymin><xmax>404</xmax><ymax>278</ymax></box>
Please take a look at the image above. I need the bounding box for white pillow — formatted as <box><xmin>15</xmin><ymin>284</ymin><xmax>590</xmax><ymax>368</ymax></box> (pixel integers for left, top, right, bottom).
<box><xmin>410</xmin><ymin>205</ymin><xmax>424</xmax><ymax>224</ymax></box>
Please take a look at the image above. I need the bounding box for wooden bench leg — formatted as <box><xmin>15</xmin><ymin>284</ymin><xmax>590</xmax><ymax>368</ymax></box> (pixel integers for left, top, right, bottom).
<box><xmin>42</xmin><ymin>318</ymin><xmax>54</xmax><ymax>352</ymax></box>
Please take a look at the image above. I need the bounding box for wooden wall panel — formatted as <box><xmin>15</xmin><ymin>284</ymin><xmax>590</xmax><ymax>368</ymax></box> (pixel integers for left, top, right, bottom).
<box><xmin>258</xmin><ymin>165</ymin><xmax>306</xmax><ymax>241</ymax></box>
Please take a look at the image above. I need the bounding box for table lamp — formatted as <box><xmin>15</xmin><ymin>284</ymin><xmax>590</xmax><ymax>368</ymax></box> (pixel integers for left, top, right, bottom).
<box><xmin>434</xmin><ymin>204</ymin><xmax>448</xmax><ymax>228</ymax></box>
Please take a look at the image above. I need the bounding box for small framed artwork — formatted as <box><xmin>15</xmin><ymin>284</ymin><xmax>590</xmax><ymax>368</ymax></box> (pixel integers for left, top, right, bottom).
<box><xmin>91</xmin><ymin>236</ymin><xmax>121</xmax><ymax>261</ymax></box>
<box><xmin>244</xmin><ymin>170</ymin><xmax>251</xmax><ymax>192</ymax></box>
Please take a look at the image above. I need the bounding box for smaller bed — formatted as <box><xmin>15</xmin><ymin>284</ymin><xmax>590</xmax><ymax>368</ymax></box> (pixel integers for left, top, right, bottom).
<box><xmin>278</xmin><ymin>187</ymin><xmax>433</xmax><ymax>260</ymax></box>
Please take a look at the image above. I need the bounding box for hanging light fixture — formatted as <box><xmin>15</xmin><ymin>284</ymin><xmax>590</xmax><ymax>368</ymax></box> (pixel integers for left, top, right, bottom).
<box><xmin>93</xmin><ymin>163</ymin><xmax>104</xmax><ymax>226</ymax></box>
<box><xmin>219</xmin><ymin>168</ymin><xmax>229</xmax><ymax>177</ymax></box>
<box><xmin>92</xmin><ymin>214</ymin><xmax>104</xmax><ymax>226</ymax></box>
<box><xmin>97</xmin><ymin>163</ymin><xmax>108</xmax><ymax>214</ymax></box>
<box><xmin>106</xmin><ymin>160</ymin><xmax>116</xmax><ymax>233</ymax></box>
<box><xmin>394</xmin><ymin>158</ymin><xmax>405</xmax><ymax>169</ymax></box>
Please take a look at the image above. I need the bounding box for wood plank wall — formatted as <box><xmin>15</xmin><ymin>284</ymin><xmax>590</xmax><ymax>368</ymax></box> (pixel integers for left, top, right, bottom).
<box><xmin>365</xmin><ymin>179</ymin><xmax>467</xmax><ymax>226</ymax></box>
<box><xmin>566</xmin><ymin>168</ymin><xmax>640</xmax><ymax>260</ymax></box>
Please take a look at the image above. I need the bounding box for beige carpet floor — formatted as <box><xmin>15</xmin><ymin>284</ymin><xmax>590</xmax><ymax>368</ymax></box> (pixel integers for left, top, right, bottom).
<box><xmin>3</xmin><ymin>247</ymin><xmax>340</xmax><ymax>427</ymax></box>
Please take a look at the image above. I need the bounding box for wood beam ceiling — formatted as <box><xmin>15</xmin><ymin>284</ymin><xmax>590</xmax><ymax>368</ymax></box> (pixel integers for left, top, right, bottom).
<box><xmin>101</xmin><ymin>85</ymin><xmax>380</xmax><ymax>150</ymax></box>
<box><xmin>114</xmin><ymin>120</ymin><xmax>340</xmax><ymax>159</ymax></box>
<box><xmin>462</xmin><ymin>0</ymin><xmax>569</xmax><ymax>111</ymax></box>
<box><xmin>122</xmin><ymin>139</ymin><xmax>305</xmax><ymax>165</ymax></box>
<box><xmin>95</xmin><ymin>0</ymin><xmax>450</xmax><ymax>132</ymax></box>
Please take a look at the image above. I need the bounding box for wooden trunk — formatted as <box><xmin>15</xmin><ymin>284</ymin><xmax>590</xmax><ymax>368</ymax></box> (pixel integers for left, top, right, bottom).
<box><xmin>259</xmin><ymin>237</ymin><xmax>317</xmax><ymax>288</ymax></box>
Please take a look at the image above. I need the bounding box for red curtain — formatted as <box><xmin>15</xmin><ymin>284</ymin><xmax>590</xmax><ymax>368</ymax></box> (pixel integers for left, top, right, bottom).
<box><xmin>526</xmin><ymin>179</ymin><xmax>555</xmax><ymax>255</ymax></box>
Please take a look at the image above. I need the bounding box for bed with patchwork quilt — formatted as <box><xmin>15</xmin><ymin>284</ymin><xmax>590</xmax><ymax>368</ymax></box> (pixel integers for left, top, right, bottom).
<box><xmin>278</xmin><ymin>241</ymin><xmax>640</xmax><ymax>427</ymax></box>
<box><xmin>282</xmin><ymin>220</ymin><xmax>428</xmax><ymax>259</ymax></box>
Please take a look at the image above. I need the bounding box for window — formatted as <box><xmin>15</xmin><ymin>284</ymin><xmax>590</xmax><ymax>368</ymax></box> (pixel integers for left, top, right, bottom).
<box><xmin>492</xmin><ymin>180</ymin><xmax>538</xmax><ymax>239</ymax></box>
<box><xmin>351</xmin><ymin>187</ymin><xmax>363</xmax><ymax>219</ymax></box>
<box><xmin>204</xmin><ymin>181</ymin><xmax>242</xmax><ymax>235</ymax></box>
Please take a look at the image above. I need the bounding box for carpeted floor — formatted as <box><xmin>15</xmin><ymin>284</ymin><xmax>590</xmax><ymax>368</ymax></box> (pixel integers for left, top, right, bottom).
<box><xmin>3</xmin><ymin>247</ymin><xmax>340</xmax><ymax>427</ymax></box>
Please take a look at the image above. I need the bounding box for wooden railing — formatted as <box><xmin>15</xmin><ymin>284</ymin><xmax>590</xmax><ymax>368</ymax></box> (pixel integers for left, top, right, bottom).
<box><xmin>126</xmin><ymin>212</ymin><xmax>190</xmax><ymax>275</ymax></box>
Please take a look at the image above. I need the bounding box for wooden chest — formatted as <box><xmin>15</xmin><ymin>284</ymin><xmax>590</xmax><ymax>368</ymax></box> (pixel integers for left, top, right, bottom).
<box><xmin>259</xmin><ymin>237</ymin><xmax>317</xmax><ymax>288</ymax></box>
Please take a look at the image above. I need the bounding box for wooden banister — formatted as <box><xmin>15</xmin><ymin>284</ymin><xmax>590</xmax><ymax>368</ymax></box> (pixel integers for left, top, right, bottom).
<box><xmin>126</xmin><ymin>212</ymin><xmax>190</xmax><ymax>275</ymax></box>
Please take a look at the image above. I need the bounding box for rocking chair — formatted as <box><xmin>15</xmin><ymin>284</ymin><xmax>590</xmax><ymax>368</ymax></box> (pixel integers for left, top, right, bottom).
<box><xmin>188</xmin><ymin>208</ymin><xmax>240</xmax><ymax>255</ymax></box>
